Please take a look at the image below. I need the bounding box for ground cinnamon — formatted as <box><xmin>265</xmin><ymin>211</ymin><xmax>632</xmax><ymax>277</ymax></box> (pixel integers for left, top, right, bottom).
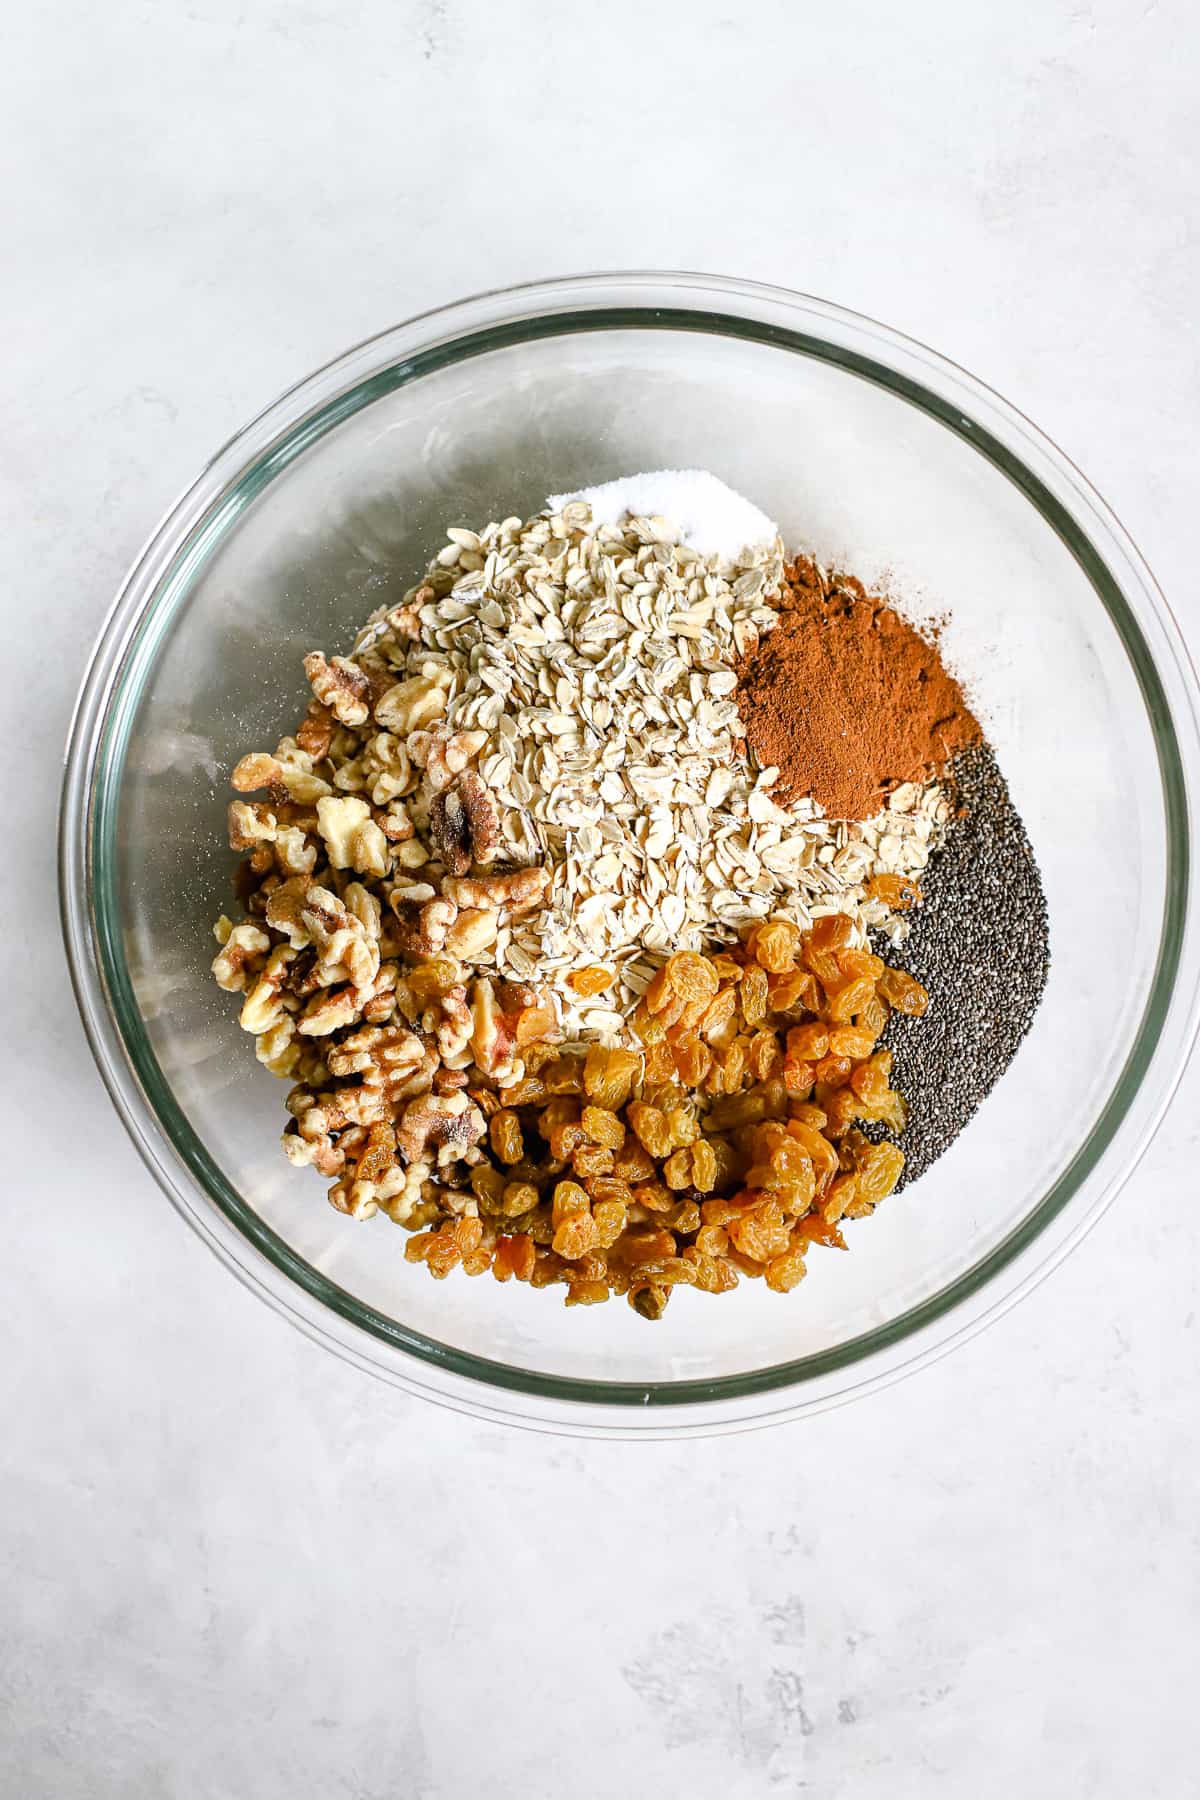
<box><xmin>736</xmin><ymin>557</ymin><xmax>980</xmax><ymax>820</ymax></box>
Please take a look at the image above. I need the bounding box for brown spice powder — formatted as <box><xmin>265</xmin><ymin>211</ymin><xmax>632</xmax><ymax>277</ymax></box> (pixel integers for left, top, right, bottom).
<box><xmin>735</xmin><ymin>557</ymin><xmax>981</xmax><ymax>820</ymax></box>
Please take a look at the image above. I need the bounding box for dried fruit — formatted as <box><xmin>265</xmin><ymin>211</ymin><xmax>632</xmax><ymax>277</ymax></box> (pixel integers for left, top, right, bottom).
<box><xmin>664</xmin><ymin>950</ymin><xmax>720</xmax><ymax>1002</ymax></box>
<box><xmin>867</xmin><ymin>872</ymin><xmax>922</xmax><ymax>910</ymax></box>
<box><xmin>567</xmin><ymin>965</ymin><xmax>614</xmax><ymax>996</ymax></box>
<box><xmin>583</xmin><ymin>1043</ymin><xmax>641</xmax><ymax>1109</ymax></box>
<box><xmin>627</xmin><ymin>1102</ymin><xmax>673</xmax><ymax>1159</ymax></box>
<box><xmin>878</xmin><ymin>966</ymin><xmax>930</xmax><ymax>1016</ymax></box>
<box><xmin>746</xmin><ymin>919</ymin><xmax>801</xmax><ymax>973</ymax></box>
<box><xmin>489</xmin><ymin>1109</ymin><xmax>523</xmax><ymax>1165</ymax></box>
<box><xmin>581</xmin><ymin>1105</ymin><xmax>625</xmax><ymax>1150</ymax></box>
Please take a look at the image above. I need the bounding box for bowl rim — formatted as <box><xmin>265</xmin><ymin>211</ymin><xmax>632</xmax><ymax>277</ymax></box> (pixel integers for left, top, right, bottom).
<box><xmin>59</xmin><ymin>270</ymin><xmax>1200</xmax><ymax>1435</ymax></box>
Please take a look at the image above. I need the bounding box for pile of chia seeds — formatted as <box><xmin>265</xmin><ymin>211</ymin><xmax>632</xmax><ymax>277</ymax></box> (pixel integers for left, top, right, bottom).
<box><xmin>869</xmin><ymin>743</ymin><xmax>1050</xmax><ymax>1189</ymax></box>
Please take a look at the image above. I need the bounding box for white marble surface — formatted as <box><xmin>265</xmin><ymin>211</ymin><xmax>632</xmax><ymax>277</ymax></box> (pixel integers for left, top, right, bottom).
<box><xmin>5</xmin><ymin>1</ymin><xmax>1200</xmax><ymax>1793</ymax></box>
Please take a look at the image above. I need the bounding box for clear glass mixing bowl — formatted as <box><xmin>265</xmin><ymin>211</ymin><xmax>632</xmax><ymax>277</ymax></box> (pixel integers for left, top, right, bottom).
<box><xmin>60</xmin><ymin>273</ymin><xmax>1200</xmax><ymax>1436</ymax></box>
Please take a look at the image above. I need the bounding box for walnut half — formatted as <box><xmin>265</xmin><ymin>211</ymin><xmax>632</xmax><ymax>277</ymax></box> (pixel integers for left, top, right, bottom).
<box><xmin>428</xmin><ymin>771</ymin><xmax>498</xmax><ymax>877</ymax></box>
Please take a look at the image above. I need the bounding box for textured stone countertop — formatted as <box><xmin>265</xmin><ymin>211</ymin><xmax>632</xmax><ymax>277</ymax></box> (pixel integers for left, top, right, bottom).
<box><xmin>4</xmin><ymin>1</ymin><xmax>1198</xmax><ymax>1794</ymax></box>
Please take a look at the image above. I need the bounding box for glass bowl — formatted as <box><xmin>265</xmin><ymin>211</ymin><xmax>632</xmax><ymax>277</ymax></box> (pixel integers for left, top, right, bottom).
<box><xmin>60</xmin><ymin>273</ymin><xmax>1200</xmax><ymax>1436</ymax></box>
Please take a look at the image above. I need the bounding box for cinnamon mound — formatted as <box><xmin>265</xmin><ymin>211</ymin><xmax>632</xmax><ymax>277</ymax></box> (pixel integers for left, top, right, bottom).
<box><xmin>735</xmin><ymin>557</ymin><xmax>981</xmax><ymax>821</ymax></box>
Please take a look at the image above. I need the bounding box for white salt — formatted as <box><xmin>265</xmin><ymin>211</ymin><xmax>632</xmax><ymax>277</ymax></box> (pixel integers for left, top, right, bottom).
<box><xmin>546</xmin><ymin>468</ymin><xmax>778</xmax><ymax>563</ymax></box>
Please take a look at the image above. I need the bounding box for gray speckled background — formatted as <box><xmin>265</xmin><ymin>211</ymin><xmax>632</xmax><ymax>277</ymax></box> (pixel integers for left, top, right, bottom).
<box><xmin>5</xmin><ymin>2</ymin><xmax>1199</xmax><ymax>1793</ymax></box>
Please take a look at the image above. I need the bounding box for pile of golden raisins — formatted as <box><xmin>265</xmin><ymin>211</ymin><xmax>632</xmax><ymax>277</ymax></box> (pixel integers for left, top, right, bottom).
<box><xmin>404</xmin><ymin>914</ymin><xmax>928</xmax><ymax>1317</ymax></box>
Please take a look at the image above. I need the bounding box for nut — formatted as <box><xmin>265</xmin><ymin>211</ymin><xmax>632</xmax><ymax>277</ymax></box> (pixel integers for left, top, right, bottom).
<box><xmin>388</xmin><ymin>893</ymin><xmax>457</xmax><ymax>959</ymax></box>
<box><xmin>395</xmin><ymin>1091</ymin><xmax>486</xmax><ymax>1167</ymax></box>
<box><xmin>304</xmin><ymin>652</ymin><xmax>371</xmax><ymax>727</ymax></box>
<box><xmin>444</xmin><ymin>907</ymin><xmax>498</xmax><ymax>960</ymax></box>
<box><xmin>316</xmin><ymin>795</ymin><xmax>389</xmax><ymax>877</ymax></box>
<box><xmin>211</xmin><ymin>920</ymin><xmax>270</xmax><ymax>992</ymax></box>
<box><xmin>374</xmin><ymin>671</ymin><xmax>451</xmax><ymax>736</ymax></box>
<box><xmin>443</xmin><ymin>867</ymin><xmax>549</xmax><ymax>917</ymax></box>
<box><xmin>428</xmin><ymin>771</ymin><xmax>499</xmax><ymax>876</ymax></box>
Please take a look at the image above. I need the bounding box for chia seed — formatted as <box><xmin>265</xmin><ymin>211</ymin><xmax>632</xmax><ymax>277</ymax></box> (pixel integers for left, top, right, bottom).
<box><xmin>868</xmin><ymin>742</ymin><xmax>1050</xmax><ymax>1189</ymax></box>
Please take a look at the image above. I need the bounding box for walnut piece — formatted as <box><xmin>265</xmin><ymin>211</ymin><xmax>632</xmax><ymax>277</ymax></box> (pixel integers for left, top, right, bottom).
<box><xmin>211</xmin><ymin>920</ymin><xmax>270</xmax><ymax>992</ymax></box>
<box><xmin>443</xmin><ymin>867</ymin><xmax>548</xmax><ymax>917</ymax></box>
<box><xmin>429</xmin><ymin>771</ymin><xmax>498</xmax><ymax>877</ymax></box>
<box><xmin>395</xmin><ymin>1092</ymin><xmax>486</xmax><ymax>1167</ymax></box>
<box><xmin>373</xmin><ymin>671</ymin><xmax>451</xmax><ymax>736</ymax></box>
<box><xmin>315</xmin><ymin>795</ymin><xmax>389</xmax><ymax>878</ymax></box>
<box><xmin>444</xmin><ymin>907</ymin><xmax>498</xmax><ymax>960</ymax></box>
<box><xmin>388</xmin><ymin>893</ymin><xmax>457</xmax><ymax>959</ymax></box>
<box><xmin>304</xmin><ymin>652</ymin><xmax>372</xmax><ymax>727</ymax></box>
<box><xmin>423</xmin><ymin>728</ymin><xmax>490</xmax><ymax>794</ymax></box>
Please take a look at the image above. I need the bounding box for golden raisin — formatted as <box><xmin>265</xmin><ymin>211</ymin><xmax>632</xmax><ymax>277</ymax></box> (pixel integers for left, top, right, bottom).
<box><xmin>739</xmin><ymin>964</ymin><xmax>769</xmax><ymax>1026</ymax></box>
<box><xmin>585</xmin><ymin>1175</ymin><xmax>633</xmax><ymax>1207</ymax></box>
<box><xmin>682</xmin><ymin>1249</ymin><xmax>739</xmax><ymax>1294</ymax></box>
<box><xmin>698</xmin><ymin>987</ymin><xmax>737</xmax><ymax>1041</ymax></box>
<box><xmin>853</xmin><ymin>1141</ymin><xmax>905</xmax><ymax>1206</ymax></box>
<box><xmin>631</xmin><ymin>1180</ymin><xmax>674</xmax><ymax>1213</ymax></box>
<box><xmin>502</xmin><ymin>1180</ymin><xmax>539</xmax><ymax>1218</ymax></box>
<box><xmin>746</xmin><ymin>919</ymin><xmax>801</xmax><ymax>973</ymax></box>
<box><xmin>672</xmin><ymin>1036</ymin><xmax>713</xmax><ymax>1087</ymax></box>
<box><xmin>795</xmin><ymin>1214</ymin><xmax>847</xmax><ymax>1250</ymax></box>
<box><xmin>867</xmin><ymin>872</ymin><xmax>922</xmax><ymax>910</ymax></box>
<box><xmin>631</xmin><ymin>1284</ymin><xmax>670</xmax><ymax>1320</ymax></box>
<box><xmin>837</xmin><ymin>947</ymin><xmax>885</xmax><ymax>981</ymax></box>
<box><xmin>690</xmin><ymin>1139</ymin><xmax>719</xmax><ymax>1194</ymax></box>
<box><xmin>782</xmin><ymin>1057</ymin><xmax>815</xmax><ymax>1100</ymax></box>
<box><xmin>729</xmin><ymin>1203</ymin><xmax>792</xmax><ymax>1263</ymax></box>
<box><xmin>748</xmin><ymin>1030</ymin><xmax>783</xmax><ymax>1081</ymax></box>
<box><xmin>618</xmin><ymin>1229</ymin><xmax>677</xmax><ymax>1267</ymax></box>
<box><xmin>592</xmin><ymin>1200</ymin><xmax>628</xmax><ymax>1248</ymax></box>
<box><xmin>695</xmin><ymin>1222</ymin><xmax>729</xmax><ymax>1257</ymax></box>
<box><xmin>759</xmin><ymin>973</ymin><xmax>797</xmax><ymax>1017</ymax></box>
<box><xmin>492</xmin><ymin>1234</ymin><xmax>536</xmax><ymax>1282</ymax></box>
<box><xmin>642</xmin><ymin>1041</ymin><xmax>678</xmax><ymax>1084</ymax></box>
<box><xmin>470</xmin><ymin>1162</ymin><xmax>508</xmax><ymax>1213</ymax></box>
<box><xmin>551</xmin><ymin>1179</ymin><xmax>590</xmax><ymax>1226</ymax></box>
<box><xmin>819</xmin><ymin>1087</ymin><xmax>859</xmax><ymax>1136</ymax></box>
<box><xmin>825</xmin><ymin>976</ymin><xmax>877</xmax><ymax>1024</ymax></box>
<box><xmin>788</xmin><ymin>1022</ymin><xmax>829</xmax><ymax>1061</ymax></box>
<box><xmin>547</xmin><ymin>1118</ymin><xmax>587</xmax><ymax>1159</ymax></box>
<box><xmin>664</xmin><ymin>950</ymin><xmax>719</xmax><ymax>1002</ymax></box>
<box><xmin>571</xmin><ymin>1143</ymin><xmax>615</xmax><ymax>1180</ymax></box>
<box><xmin>612</xmin><ymin>1138</ymin><xmax>655</xmax><ymax>1182</ymax></box>
<box><xmin>583</xmin><ymin>1042</ymin><xmax>641</xmax><ymax>1109</ymax></box>
<box><xmin>854</xmin><ymin>995</ymin><xmax>889</xmax><ymax>1044</ymax></box>
<box><xmin>553</xmin><ymin>1211</ymin><xmax>598</xmax><ymax>1260</ymax></box>
<box><xmin>406</xmin><ymin>958</ymin><xmax>462</xmax><ymax>999</ymax></box>
<box><xmin>850</xmin><ymin>1052</ymin><xmax>891</xmax><ymax>1105</ymax></box>
<box><xmin>814</xmin><ymin>1052</ymin><xmax>853</xmax><ymax>1088</ymax></box>
<box><xmin>662</xmin><ymin>1147</ymin><xmax>694</xmax><ymax>1191</ymax></box>
<box><xmin>540</xmin><ymin>1055</ymin><xmax>585</xmax><ymax>1096</ymax></box>
<box><xmin>567</xmin><ymin>965</ymin><xmax>614</xmax><ymax>996</ymax></box>
<box><xmin>565</xmin><ymin>1279</ymin><xmax>609</xmax><ymax>1305</ymax></box>
<box><xmin>765</xmin><ymin>1246</ymin><xmax>808</xmax><ymax>1293</ymax></box>
<box><xmin>489</xmin><ymin>1109</ymin><xmax>524</xmax><ymax>1166</ymax></box>
<box><xmin>809</xmin><ymin>914</ymin><xmax>855</xmax><ymax>953</ymax></box>
<box><xmin>627</xmin><ymin>1101</ymin><xmax>673</xmax><ymax>1158</ymax></box>
<box><xmin>632</xmin><ymin>1003</ymin><xmax>666</xmax><ymax>1044</ymax></box>
<box><xmin>581</xmin><ymin>1104</ymin><xmax>625</xmax><ymax>1150</ymax></box>
<box><xmin>643</xmin><ymin>967</ymin><xmax>674</xmax><ymax>1014</ymax></box>
<box><xmin>878</xmin><ymin>967</ymin><xmax>929</xmax><ymax>1016</ymax></box>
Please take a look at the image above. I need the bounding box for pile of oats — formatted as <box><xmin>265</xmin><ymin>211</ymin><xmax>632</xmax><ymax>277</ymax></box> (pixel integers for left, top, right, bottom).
<box><xmin>347</xmin><ymin>503</ymin><xmax>944</xmax><ymax>1039</ymax></box>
